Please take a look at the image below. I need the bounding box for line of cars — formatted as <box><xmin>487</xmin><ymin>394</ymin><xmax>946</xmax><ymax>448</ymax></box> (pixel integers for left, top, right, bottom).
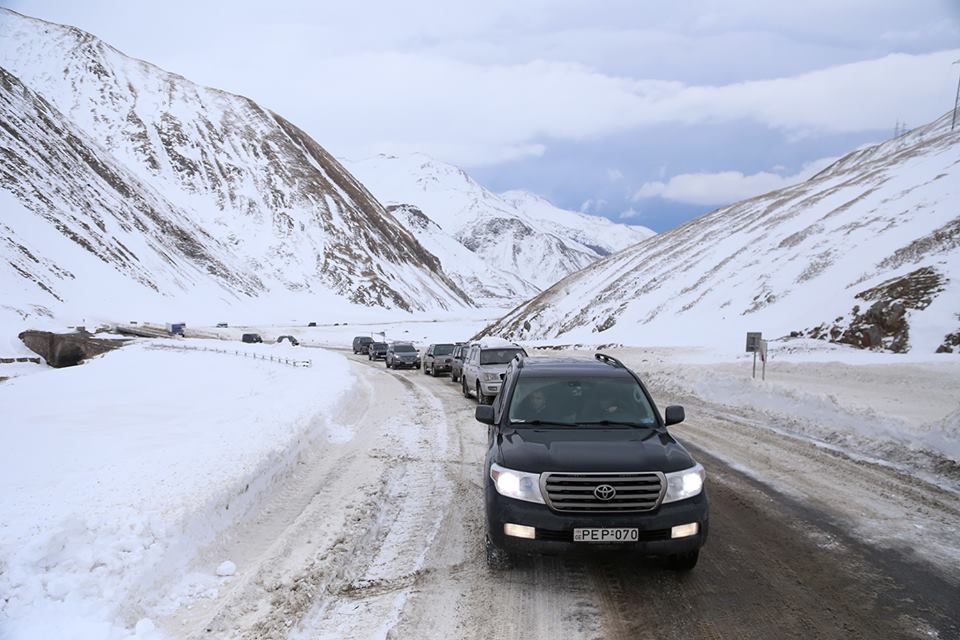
<box><xmin>349</xmin><ymin>334</ymin><xmax>709</xmax><ymax>572</ymax></box>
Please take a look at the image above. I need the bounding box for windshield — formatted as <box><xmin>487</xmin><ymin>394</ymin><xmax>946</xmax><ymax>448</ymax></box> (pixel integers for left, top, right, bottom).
<box><xmin>480</xmin><ymin>348</ymin><xmax>523</xmax><ymax>365</ymax></box>
<box><xmin>433</xmin><ymin>344</ymin><xmax>454</xmax><ymax>355</ymax></box>
<box><xmin>393</xmin><ymin>344</ymin><xmax>417</xmax><ymax>353</ymax></box>
<box><xmin>372</xmin><ymin>342</ymin><xmax>386</xmax><ymax>349</ymax></box>
<box><xmin>508</xmin><ymin>376</ymin><xmax>657</xmax><ymax>427</ymax></box>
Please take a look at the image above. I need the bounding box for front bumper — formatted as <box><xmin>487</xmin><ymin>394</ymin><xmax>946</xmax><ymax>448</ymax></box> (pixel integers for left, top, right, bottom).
<box><xmin>393</xmin><ymin>359</ymin><xmax>420</xmax><ymax>368</ymax></box>
<box><xmin>479</xmin><ymin>380</ymin><xmax>502</xmax><ymax>396</ymax></box>
<box><xmin>486</xmin><ymin>482</ymin><xmax>708</xmax><ymax>557</ymax></box>
<box><xmin>432</xmin><ymin>360</ymin><xmax>453</xmax><ymax>372</ymax></box>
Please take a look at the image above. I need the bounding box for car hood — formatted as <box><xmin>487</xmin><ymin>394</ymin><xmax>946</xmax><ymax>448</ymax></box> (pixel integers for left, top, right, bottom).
<box><xmin>497</xmin><ymin>427</ymin><xmax>695</xmax><ymax>474</ymax></box>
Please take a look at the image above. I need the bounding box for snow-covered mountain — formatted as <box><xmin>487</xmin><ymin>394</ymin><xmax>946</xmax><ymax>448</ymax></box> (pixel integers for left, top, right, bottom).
<box><xmin>343</xmin><ymin>153</ymin><xmax>654</xmax><ymax>303</ymax></box>
<box><xmin>0</xmin><ymin>9</ymin><xmax>471</xmax><ymax>328</ymax></box>
<box><xmin>482</xmin><ymin>112</ymin><xmax>960</xmax><ymax>353</ymax></box>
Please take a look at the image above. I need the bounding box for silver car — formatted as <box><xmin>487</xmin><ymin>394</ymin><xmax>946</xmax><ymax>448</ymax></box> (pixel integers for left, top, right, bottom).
<box><xmin>461</xmin><ymin>339</ymin><xmax>527</xmax><ymax>404</ymax></box>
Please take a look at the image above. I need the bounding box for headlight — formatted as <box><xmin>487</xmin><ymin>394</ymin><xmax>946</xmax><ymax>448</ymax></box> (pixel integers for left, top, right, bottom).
<box><xmin>481</xmin><ymin>372</ymin><xmax>501</xmax><ymax>382</ymax></box>
<box><xmin>662</xmin><ymin>463</ymin><xmax>705</xmax><ymax>503</ymax></box>
<box><xmin>490</xmin><ymin>463</ymin><xmax>544</xmax><ymax>504</ymax></box>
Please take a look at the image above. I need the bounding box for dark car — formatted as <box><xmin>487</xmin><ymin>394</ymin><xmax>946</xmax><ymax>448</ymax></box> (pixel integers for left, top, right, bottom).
<box><xmin>277</xmin><ymin>335</ymin><xmax>300</xmax><ymax>346</ymax></box>
<box><xmin>241</xmin><ymin>333</ymin><xmax>263</xmax><ymax>344</ymax></box>
<box><xmin>368</xmin><ymin>342</ymin><xmax>388</xmax><ymax>360</ymax></box>
<box><xmin>353</xmin><ymin>336</ymin><xmax>374</xmax><ymax>354</ymax></box>
<box><xmin>474</xmin><ymin>353</ymin><xmax>708</xmax><ymax>571</ymax></box>
<box><xmin>385</xmin><ymin>342</ymin><xmax>420</xmax><ymax>369</ymax></box>
<box><xmin>449</xmin><ymin>343</ymin><xmax>468</xmax><ymax>383</ymax></box>
<box><xmin>216</xmin><ymin>322</ymin><xmax>228</xmax><ymax>328</ymax></box>
<box><xmin>422</xmin><ymin>343</ymin><xmax>456</xmax><ymax>376</ymax></box>
<box><xmin>308</xmin><ymin>322</ymin><xmax>317</xmax><ymax>327</ymax></box>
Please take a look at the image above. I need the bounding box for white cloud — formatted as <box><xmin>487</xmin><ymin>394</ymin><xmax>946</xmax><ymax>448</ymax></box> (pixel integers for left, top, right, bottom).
<box><xmin>9</xmin><ymin>2</ymin><xmax>960</xmax><ymax>168</ymax></box>
<box><xmin>633</xmin><ymin>156</ymin><xmax>837</xmax><ymax>205</ymax></box>
<box><xmin>619</xmin><ymin>207</ymin><xmax>642</xmax><ymax>220</ymax></box>
<box><xmin>607</xmin><ymin>168</ymin><xmax>624</xmax><ymax>182</ymax></box>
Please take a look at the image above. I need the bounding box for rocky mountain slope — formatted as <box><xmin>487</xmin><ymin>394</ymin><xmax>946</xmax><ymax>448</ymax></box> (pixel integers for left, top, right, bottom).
<box><xmin>482</xmin><ymin>112</ymin><xmax>960</xmax><ymax>353</ymax></box>
<box><xmin>344</xmin><ymin>153</ymin><xmax>655</xmax><ymax>303</ymax></box>
<box><xmin>0</xmin><ymin>9</ymin><xmax>471</xmax><ymax>328</ymax></box>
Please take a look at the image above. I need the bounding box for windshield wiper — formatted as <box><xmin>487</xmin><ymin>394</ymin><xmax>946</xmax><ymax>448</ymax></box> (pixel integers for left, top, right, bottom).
<box><xmin>510</xmin><ymin>419</ymin><xmax>578</xmax><ymax>427</ymax></box>
<box><xmin>577</xmin><ymin>420</ymin><xmax>653</xmax><ymax>428</ymax></box>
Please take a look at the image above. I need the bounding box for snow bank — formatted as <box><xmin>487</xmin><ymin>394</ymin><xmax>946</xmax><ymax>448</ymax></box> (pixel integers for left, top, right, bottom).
<box><xmin>0</xmin><ymin>340</ymin><xmax>354</xmax><ymax>639</ymax></box>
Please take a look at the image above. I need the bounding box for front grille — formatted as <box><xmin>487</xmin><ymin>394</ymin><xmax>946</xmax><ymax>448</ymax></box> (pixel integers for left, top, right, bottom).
<box><xmin>541</xmin><ymin>472</ymin><xmax>665</xmax><ymax>512</ymax></box>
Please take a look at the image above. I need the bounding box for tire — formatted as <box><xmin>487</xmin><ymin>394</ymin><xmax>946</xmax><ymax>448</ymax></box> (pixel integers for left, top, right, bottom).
<box><xmin>485</xmin><ymin>535</ymin><xmax>512</xmax><ymax>570</ymax></box>
<box><xmin>386</xmin><ymin>359</ymin><xmax>391</xmax><ymax>369</ymax></box>
<box><xmin>422</xmin><ymin>361</ymin><xmax>429</xmax><ymax>375</ymax></box>
<box><xmin>451</xmin><ymin>369</ymin><xmax>459</xmax><ymax>383</ymax></box>
<box><xmin>665</xmin><ymin>550</ymin><xmax>699</xmax><ymax>572</ymax></box>
<box><xmin>462</xmin><ymin>375</ymin><xmax>471</xmax><ymax>398</ymax></box>
<box><xmin>477</xmin><ymin>382</ymin><xmax>491</xmax><ymax>405</ymax></box>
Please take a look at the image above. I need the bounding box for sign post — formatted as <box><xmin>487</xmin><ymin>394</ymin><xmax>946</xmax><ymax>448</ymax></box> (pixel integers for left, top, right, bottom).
<box><xmin>745</xmin><ymin>332</ymin><xmax>762</xmax><ymax>379</ymax></box>
<box><xmin>759</xmin><ymin>339</ymin><xmax>768</xmax><ymax>380</ymax></box>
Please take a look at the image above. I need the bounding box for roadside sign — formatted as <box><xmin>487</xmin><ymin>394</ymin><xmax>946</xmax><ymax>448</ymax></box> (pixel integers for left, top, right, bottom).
<box><xmin>745</xmin><ymin>332</ymin><xmax>762</xmax><ymax>352</ymax></box>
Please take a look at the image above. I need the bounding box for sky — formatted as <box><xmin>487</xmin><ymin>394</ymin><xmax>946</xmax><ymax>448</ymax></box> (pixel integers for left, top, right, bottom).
<box><xmin>6</xmin><ymin>0</ymin><xmax>960</xmax><ymax>231</ymax></box>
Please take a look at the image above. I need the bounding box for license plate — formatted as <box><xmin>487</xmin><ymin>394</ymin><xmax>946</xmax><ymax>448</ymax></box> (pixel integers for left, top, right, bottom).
<box><xmin>573</xmin><ymin>528</ymin><xmax>639</xmax><ymax>543</ymax></box>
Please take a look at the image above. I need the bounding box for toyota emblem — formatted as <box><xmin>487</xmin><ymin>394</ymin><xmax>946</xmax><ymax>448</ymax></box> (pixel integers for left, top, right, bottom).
<box><xmin>594</xmin><ymin>484</ymin><xmax>616</xmax><ymax>501</ymax></box>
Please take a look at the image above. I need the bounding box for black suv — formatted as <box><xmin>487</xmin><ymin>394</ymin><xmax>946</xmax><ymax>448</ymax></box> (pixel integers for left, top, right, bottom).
<box><xmin>352</xmin><ymin>336</ymin><xmax>373</xmax><ymax>354</ymax></box>
<box><xmin>475</xmin><ymin>353</ymin><xmax>707</xmax><ymax>571</ymax></box>
<box><xmin>368</xmin><ymin>341</ymin><xmax>388</xmax><ymax>360</ymax></box>
<box><xmin>386</xmin><ymin>342</ymin><xmax>420</xmax><ymax>369</ymax></box>
<box><xmin>422</xmin><ymin>343</ymin><xmax>456</xmax><ymax>376</ymax></box>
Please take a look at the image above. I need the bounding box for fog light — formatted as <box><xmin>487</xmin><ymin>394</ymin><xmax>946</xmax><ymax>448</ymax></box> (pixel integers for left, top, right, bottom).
<box><xmin>504</xmin><ymin>523</ymin><xmax>536</xmax><ymax>539</ymax></box>
<box><xmin>671</xmin><ymin>522</ymin><xmax>699</xmax><ymax>539</ymax></box>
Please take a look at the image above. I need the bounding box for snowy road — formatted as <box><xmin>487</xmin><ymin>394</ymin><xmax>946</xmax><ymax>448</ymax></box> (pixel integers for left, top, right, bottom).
<box><xmin>160</xmin><ymin>352</ymin><xmax>960</xmax><ymax>640</ymax></box>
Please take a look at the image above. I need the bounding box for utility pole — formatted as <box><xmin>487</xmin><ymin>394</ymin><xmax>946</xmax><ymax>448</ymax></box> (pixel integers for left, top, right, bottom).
<box><xmin>952</xmin><ymin>59</ymin><xmax>960</xmax><ymax>132</ymax></box>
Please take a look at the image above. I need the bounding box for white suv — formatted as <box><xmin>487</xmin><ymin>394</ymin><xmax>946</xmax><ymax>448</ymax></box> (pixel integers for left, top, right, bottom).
<box><xmin>461</xmin><ymin>338</ymin><xmax>527</xmax><ymax>404</ymax></box>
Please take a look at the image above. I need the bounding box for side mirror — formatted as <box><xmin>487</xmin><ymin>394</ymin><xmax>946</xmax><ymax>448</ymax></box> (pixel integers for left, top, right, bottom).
<box><xmin>475</xmin><ymin>405</ymin><xmax>494</xmax><ymax>425</ymax></box>
<box><xmin>664</xmin><ymin>405</ymin><xmax>685</xmax><ymax>426</ymax></box>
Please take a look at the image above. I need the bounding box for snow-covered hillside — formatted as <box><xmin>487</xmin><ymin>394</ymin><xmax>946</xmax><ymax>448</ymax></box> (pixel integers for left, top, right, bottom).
<box><xmin>344</xmin><ymin>153</ymin><xmax>654</xmax><ymax>301</ymax></box>
<box><xmin>483</xmin><ymin>112</ymin><xmax>960</xmax><ymax>354</ymax></box>
<box><xmin>0</xmin><ymin>9</ymin><xmax>471</xmax><ymax>331</ymax></box>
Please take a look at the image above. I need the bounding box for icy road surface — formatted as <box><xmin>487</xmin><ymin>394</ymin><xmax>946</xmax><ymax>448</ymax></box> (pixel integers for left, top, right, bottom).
<box><xmin>159</xmin><ymin>351</ymin><xmax>959</xmax><ymax>640</ymax></box>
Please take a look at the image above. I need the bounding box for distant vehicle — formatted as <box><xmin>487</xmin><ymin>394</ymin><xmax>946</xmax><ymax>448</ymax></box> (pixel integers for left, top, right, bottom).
<box><xmin>476</xmin><ymin>353</ymin><xmax>707</xmax><ymax>571</ymax></box>
<box><xmin>241</xmin><ymin>333</ymin><xmax>263</xmax><ymax>344</ymax></box>
<box><xmin>353</xmin><ymin>336</ymin><xmax>374</xmax><ymax>354</ymax></box>
<box><xmin>386</xmin><ymin>342</ymin><xmax>420</xmax><ymax>369</ymax></box>
<box><xmin>308</xmin><ymin>322</ymin><xmax>317</xmax><ymax>327</ymax></box>
<box><xmin>368</xmin><ymin>342</ymin><xmax>388</xmax><ymax>360</ymax></box>
<box><xmin>166</xmin><ymin>323</ymin><xmax>186</xmax><ymax>336</ymax></box>
<box><xmin>422</xmin><ymin>343</ymin><xmax>456</xmax><ymax>376</ymax></box>
<box><xmin>461</xmin><ymin>338</ymin><xmax>527</xmax><ymax>404</ymax></box>
<box><xmin>449</xmin><ymin>343</ymin><xmax>468</xmax><ymax>382</ymax></box>
<box><xmin>216</xmin><ymin>322</ymin><xmax>228</xmax><ymax>328</ymax></box>
<box><xmin>277</xmin><ymin>335</ymin><xmax>300</xmax><ymax>346</ymax></box>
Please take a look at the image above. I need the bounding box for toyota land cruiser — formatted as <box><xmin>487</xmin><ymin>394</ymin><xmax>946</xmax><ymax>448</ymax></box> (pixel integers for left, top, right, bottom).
<box><xmin>474</xmin><ymin>353</ymin><xmax>708</xmax><ymax>571</ymax></box>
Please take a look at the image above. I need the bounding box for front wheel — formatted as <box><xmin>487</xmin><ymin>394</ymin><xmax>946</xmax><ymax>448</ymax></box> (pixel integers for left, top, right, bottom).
<box><xmin>462</xmin><ymin>375</ymin><xmax>471</xmax><ymax>398</ymax></box>
<box><xmin>477</xmin><ymin>383</ymin><xmax>491</xmax><ymax>405</ymax></box>
<box><xmin>485</xmin><ymin>535</ymin><xmax>512</xmax><ymax>570</ymax></box>
<box><xmin>385</xmin><ymin>359</ymin><xmax>391</xmax><ymax>369</ymax></box>
<box><xmin>451</xmin><ymin>369</ymin><xmax>459</xmax><ymax>382</ymax></box>
<box><xmin>664</xmin><ymin>550</ymin><xmax>699</xmax><ymax>572</ymax></box>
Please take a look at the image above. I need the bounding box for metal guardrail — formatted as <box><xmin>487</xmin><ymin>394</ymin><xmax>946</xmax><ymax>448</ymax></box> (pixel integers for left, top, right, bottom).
<box><xmin>147</xmin><ymin>343</ymin><xmax>313</xmax><ymax>368</ymax></box>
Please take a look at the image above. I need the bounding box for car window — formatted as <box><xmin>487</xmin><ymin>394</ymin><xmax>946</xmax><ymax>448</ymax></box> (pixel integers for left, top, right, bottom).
<box><xmin>480</xmin><ymin>348</ymin><xmax>523</xmax><ymax>366</ymax></box>
<box><xmin>507</xmin><ymin>376</ymin><xmax>657</xmax><ymax>426</ymax></box>
<box><xmin>433</xmin><ymin>345</ymin><xmax>454</xmax><ymax>355</ymax></box>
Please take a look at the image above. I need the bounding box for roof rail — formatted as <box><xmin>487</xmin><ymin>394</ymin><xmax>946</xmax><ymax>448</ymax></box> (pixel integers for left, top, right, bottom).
<box><xmin>595</xmin><ymin>353</ymin><xmax>625</xmax><ymax>368</ymax></box>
